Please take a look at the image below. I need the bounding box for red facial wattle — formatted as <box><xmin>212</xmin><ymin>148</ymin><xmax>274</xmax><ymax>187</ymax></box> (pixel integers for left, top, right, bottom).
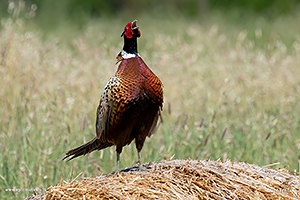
<box><xmin>123</xmin><ymin>21</ymin><xmax>141</xmax><ymax>39</ymax></box>
<box><xmin>124</xmin><ymin>22</ymin><xmax>134</xmax><ymax>39</ymax></box>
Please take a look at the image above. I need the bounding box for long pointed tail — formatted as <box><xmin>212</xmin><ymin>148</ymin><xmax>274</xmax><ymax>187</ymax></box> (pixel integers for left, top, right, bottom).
<box><xmin>63</xmin><ymin>137</ymin><xmax>113</xmax><ymax>161</ymax></box>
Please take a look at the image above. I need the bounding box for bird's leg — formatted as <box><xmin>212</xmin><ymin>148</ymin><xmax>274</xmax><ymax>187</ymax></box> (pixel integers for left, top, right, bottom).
<box><xmin>137</xmin><ymin>150</ymin><xmax>149</xmax><ymax>171</ymax></box>
<box><xmin>135</xmin><ymin>136</ymin><xmax>149</xmax><ymax>171</ymax></box>
<box><xmin>138</xmin><ymin>151</ymin><xmax>143</xmax><ymax>169</ymax></box>
<box><xmin>115</xmin><ymin>152</ymin><xmax>120</xmax><ymax>174</ymax></box>
<box><xmin>115</xmin><ymin>146</ymin><xmax>123</xmax><ymax>174</ymax></box>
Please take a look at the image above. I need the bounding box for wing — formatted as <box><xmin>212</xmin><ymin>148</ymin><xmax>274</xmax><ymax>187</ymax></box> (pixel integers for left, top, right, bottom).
<box><xmin>96</xmin><ymin>76</ymin><xmax>119</xmax><ymax>140</ymax></box>
<box><xmin>147</xmin><ymin>109</ymin><xmax>162</xmax><ymax>137</ymax></box>
<box><xmin>95</xmin><ymin>75</ymin><xmax>139</xmax><ymax>142</ymax></box>
<box><xmin>95</xmin><ymin>97</ymin><xmax>110</xmax><ymax>140</ymax></box>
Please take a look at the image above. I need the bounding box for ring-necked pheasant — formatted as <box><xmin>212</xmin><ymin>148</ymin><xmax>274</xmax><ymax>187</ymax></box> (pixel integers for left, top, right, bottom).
<box><xmin>63</xmin><ymin>20</ymin><xmax>163</xmax><ymax>173</ymax></box>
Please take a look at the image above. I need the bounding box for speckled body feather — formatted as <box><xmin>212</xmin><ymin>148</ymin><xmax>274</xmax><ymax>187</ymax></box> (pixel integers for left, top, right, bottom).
<box><xmin>63</xmin><ymin>20</ymin><xmax>163</xmax><ymax>172</ymax></box>
<box><xmin>97</xmin><ymin>55</ymin><xmax>163</xmax><ymax>153</ymax></box>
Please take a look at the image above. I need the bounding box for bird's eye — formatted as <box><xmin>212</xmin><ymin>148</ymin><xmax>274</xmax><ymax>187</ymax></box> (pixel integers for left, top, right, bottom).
<box><xmin>126</xmin><ymin>27</ymin><xmax>128</xmax><ymax>30</ymax></box>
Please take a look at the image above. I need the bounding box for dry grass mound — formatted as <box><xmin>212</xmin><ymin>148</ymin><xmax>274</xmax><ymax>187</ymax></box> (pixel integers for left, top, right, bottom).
<box><xmin>26</xmin><ymin>159</ymin><xmax>300</xmax><ymax>199</ymax></box>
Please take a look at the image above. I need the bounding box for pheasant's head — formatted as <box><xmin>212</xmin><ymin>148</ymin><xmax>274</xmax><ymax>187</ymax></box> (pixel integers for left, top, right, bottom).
<box><xmin>121</xmin><ymin>20</ymin><xmax>141</xmax><ymax>39</ymax></box>
<box><xmin>120</xmin><ymin>20</ymin><xmax>141</xmax><ymax>56</ymax></box>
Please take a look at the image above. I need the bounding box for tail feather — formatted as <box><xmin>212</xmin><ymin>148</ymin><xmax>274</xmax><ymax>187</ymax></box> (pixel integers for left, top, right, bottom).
<box><xmin>63</xmin><ymin>137</ymin><xmax>113</xmax><ymax>161</ymax></box>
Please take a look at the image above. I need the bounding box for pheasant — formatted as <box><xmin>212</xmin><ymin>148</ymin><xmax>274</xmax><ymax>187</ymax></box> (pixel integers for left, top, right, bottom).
<box><xmin>63</xmin><ymin>20</ymin><xmax>163</xmax><ymax>173</ymax></box>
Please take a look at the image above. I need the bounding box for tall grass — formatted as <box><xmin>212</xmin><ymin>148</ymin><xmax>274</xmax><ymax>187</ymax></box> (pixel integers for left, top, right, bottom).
<box><xmin>1</xmin><ymin>13</ymin><xmax>300</xmax><ymax>199</ymax></box>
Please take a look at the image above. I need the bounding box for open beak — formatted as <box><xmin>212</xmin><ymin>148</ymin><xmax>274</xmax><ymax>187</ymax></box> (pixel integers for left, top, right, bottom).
<box><xmin>131</xmin><ymin>20</ymin><xmax>139</xmax><ymax>30</ymax></box>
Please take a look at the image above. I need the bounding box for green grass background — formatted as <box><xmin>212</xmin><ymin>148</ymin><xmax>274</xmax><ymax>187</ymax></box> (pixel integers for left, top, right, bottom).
<box><xmin>1</xmin><ymin>5</ymin><xmax>300</xmax><ymax>199</ymax></box>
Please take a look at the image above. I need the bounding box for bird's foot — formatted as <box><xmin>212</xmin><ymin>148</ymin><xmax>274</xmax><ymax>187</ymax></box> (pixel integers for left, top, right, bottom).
<box><xmin>138</xmin><ymin>165</ymin><xmax>150</xmax><ymax>172</ymax></box>
<box><xmin>113</xmin><ymin>170</ymin><xmax>120</xmax><ymax>175</ymax></box>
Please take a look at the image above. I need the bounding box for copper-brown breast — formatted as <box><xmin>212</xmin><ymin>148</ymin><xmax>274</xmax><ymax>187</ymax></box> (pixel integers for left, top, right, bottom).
<box><xmin>116</xmin><ymin>56</ymin><xmax>163</xmax><ymax>105</ymax></box>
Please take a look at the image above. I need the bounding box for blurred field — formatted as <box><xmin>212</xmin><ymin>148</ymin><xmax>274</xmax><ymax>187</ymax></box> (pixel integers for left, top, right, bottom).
<box><xmin>1</xmin><ymin>11</ymin><xmax>300</xmax><ymax>199</ymax></box>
